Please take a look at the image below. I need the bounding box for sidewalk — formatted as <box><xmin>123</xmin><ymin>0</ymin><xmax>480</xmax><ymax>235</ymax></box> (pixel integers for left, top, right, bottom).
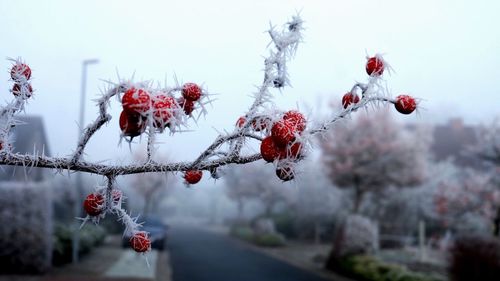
<box><xmin>0</xmin><ymin>235</ymin><xmax>171</xmax><ymax>281</ymax></box>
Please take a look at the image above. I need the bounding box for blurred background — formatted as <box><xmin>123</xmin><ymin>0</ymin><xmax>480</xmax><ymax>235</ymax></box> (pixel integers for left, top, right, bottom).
<box><xmin>0</xmin><ymin>1</ymin><xmax>499</xmax><ymax>281</ymax></box>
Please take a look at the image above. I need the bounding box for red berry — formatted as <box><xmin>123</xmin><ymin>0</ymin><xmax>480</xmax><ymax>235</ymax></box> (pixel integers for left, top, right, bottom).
<box><xmin>83</xmin><ymin>193</ymin><xmax>104</xmax><ymax>216</ymax></box>
<box><xmin>279</xmin><ymin>142</ymin><xmax>303</xmax><ymax>160</ymax></box>
<box><xmin>130</xmin><ymin>231</ymin><xmax>151</xmax><ymax>253</ymax></box>
<box><xmin>122</xmin><ymin>88</ymin><xmax>151</xmax><ymax>115</ymax></box>
<box><xmin>366</xmin><ymin>56</ymin><xmax>385</xmax><ymax>76</ymax></box>
<box><xmin>271</xmin><ymin>120</ymin><xmax>296</xmax><ymax>147</ymax></box>
<box><xmin>152</xmin><ymin>94</ymin><xmax>178</xmax><ymax>129</ymax></box>
<box><xmin>182</xmin><ymin>83</ymin><xmax>202</xmax><ymax>101</ymax></box>
<box><xmin>260</xmin><ymin>136</ymin><xmax>282</xmax><ymax>162</ymax></box>
<box><xmin>119</xmin><ymin>111</ymin><xmax>146</xmax><ymax>137</ymax></box>
<box><xmin>184</xmin><ymin>170</ymin><xmax>203</xmax><ymax>184</ymax></box>
<box><xmin>12</xmin><ymin>83</ymin><xmax>33</xmax><ymax>98</ymax></box>
<box><xmin>177</xmin><ymin>97</ymin><xmax>195</xmax><ymax>115</ymax></box>
<box><xmin>342</xmin><ymin>92</ymin><xmax>360</xmax><ymax>109</ymax></box>
<box><xmin>112</xmin><ymin>189</ymin><xmax>122</xmax><ymax>204</ymax></box>
<box><xmin>10</xmin><ymin>63</ymin><xmax>31</xmax><ymax>81</ymax></box>
<box><xmin>394</xmin><ymin>95</ymin><xmax>417</xmax><ymax>115</ymax></box>
<box><xmin>236</xmin><ymin>116</ymin><xmax>247</xmax><ymax>128</ymax></box>
<box><xmin>283</xmin><ymin>110</ymin><xmax>306</xmax><ymax>132</ymax></box>
<box><xmin>252</xmin><ymin>117</ymin><xmax>269</xmax><ymax>132</ymax></box>
<box><xmin>0</xmin><ymin>142</ymin><xmax>12</xmax><ymax>151</ymax></box>
<box><xmin>276</xmin><ymin>166</ymin><xmax>295</xmax><ymax>181</ymax></box>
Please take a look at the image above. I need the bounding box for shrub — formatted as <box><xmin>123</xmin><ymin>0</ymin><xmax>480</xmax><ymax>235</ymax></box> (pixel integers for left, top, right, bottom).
<box><xmin>229</xmin><ymin>225</ymin><xmax>285</xmax><ymax>247</ymax></box>
<box><xmin>332</xmin><ymin>215</ymin><xmax>379</xmax><ymax>258</ymax></box>
<box><xmin>449</xmin><ymin>235</ymin><xmax>500</xmax><ymax>281</ymax></box>
<box><xmin>253</xmin><ymin>233</ymin><xmax>286</xmax><ymax>247</ymax></box>
<box><xmin>229</xmin><ymin>225</ymin><xmax>254</xmax><ymax>242</ymax></box>
<box><xmin>271</xmin><ymin>212</ymin><xmax>297</xmax><ymax>239</ymax></box>
<box><xmin>52</xmin><ymin>223</ymin><xmax>106</xmax><ymax>265</ymax></box>
<box><xmin>0</xmin><ymin>182</ymin><xmax>53</xmax><ymax>273</ymax></box>
<box><xmin>338</xmin><ymin>255</ymin><xmax>445</xmax><ymax>281</ymax></box>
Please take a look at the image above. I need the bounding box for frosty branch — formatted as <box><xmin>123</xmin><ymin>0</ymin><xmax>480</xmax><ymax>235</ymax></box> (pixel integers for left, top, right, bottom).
<box><xmin>0</xmin><ymin>15</ymin><xmax>419</xmax><ymax>253</ymax></box>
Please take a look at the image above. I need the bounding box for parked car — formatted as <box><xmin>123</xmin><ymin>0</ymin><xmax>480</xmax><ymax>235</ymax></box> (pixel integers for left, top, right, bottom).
<box><xmin>122</xmin><ymin>215</ymin><xmax>168</xmax><ymax>251</ymax></box>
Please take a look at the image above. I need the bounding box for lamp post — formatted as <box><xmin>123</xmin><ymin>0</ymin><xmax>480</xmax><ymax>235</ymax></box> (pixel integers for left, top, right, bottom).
<box><xmin>72</xmin><ymin>59</ymin><xmax>99</xmax><ymax>263</ymax></box>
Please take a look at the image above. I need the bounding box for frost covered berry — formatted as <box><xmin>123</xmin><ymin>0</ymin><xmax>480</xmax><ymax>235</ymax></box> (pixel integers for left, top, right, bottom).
<box><xmin>182</xmin><ymin>83</ymin><xmax>202</xmax><ymax>101</ymax></box>
<box><xmin>366</xmin><ymin>56</ymin><xmax>385</xmax><ymax>76</ymax></box>
<box><xmin>12</xmin><ymin>83</ymin><xmax>33</xmax><ymax>98</ymax></box>
<box><xmin>184</xmin><ymin>170</ymin><xmax>203</xmax><ymax>184</ymax></box>
<box><xmin>119</xmin><ymin>111</ymin><xmax>146</xmax><ymax>137</ymax></box>
<box><xmin>276</xmin><ymin>166</ymin><xmax>295</xmax><ymax>181</ymax></box>
<box><xmin>283</xmin><ymin>110</ymin><xmax>306</xmax><ymax>132</ymax></box>
<box><xmin>236</xmin><ymin>116</ymin><xmax>246</xmax><ymax>128</ymax></box>
<box><xmin>122</xmin><ymin>88</ymin><xmax>151</xmax><ymax>115</ymax></box>
<box><xmin>130</xmin><ymin>231</ymin><xmax>151</xmax><ymax>253</ymax></box>
<box><xmin>342</xmin><ymin>92</ymin><xmax>360</xmax><ymax>109</ymax></box>
<box><xmin>177</xmin><ymin>97</ymin><xmax>195</xmax><ymax>115</ymax></box>
<box><xmin>83</xmin><ymin>193</ymin><xmax>104</xmax><ymax>216</ymax></box>
<box><xmin>280</xmin><ymin>141</ymin><xmax>303</xmax><ymax>160</ymax></box>
<box><xmin>394</xmin><ymin>94</ymin><xmax>417</xmax><ymax>115</ymax></box>
<box><xmin>260</xmin><ymin>136</ymin><xmax>281</xmax><ymax>162</ymax></box>
<box><xmin>152</xmin><ymin>94</ymin><xmax>178</xmax><ymax>129</ymax></box>
<box><xmin>252</xmin><ymin>117</ymin><xmax>269</xmax><ymax>131</ymax></box>
<box><xmin>10</xmin><ymin>63</ymin><xmax>31</xmax><ymax>81</ymax></box>
<box><xmin>112</xmin><ymin>189</ymin><xmax>122</xmax><ymax>205</ymax></box>
<box><xmin>271</xmin><ymin>120</ymin><xmax>296</xmax><ymax>147</ymax></box>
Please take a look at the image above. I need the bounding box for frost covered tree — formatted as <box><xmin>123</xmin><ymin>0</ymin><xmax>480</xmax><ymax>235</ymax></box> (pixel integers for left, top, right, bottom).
<box><xmin>471</xmin><ymin>119</ymin><xmax>500</xmax><ymax>236</ymax></box>
<box><xmin>224</xmin><ymin>162</ymin><xmax>295</xmax><ymax>218</ymax></box>
<box><xmin>130</xmin><ymin>152</ymin><xmax>175</xmax><ymax>216</ymax></box>
<box><xmin>319</xmin><ymin>110</ymin><xmax>427</xmax><ymax>214</ymax></box>
<box><xmin>431</xmin><ymin>162</ymin><xmax>498</xmax><ymax>235</ymax></box>
<box><xmin>0</xmin><ymin>15</ymin><xmax>418</xmax><ymax>254</ymax></box>
<box><xmin>224</xmin><ymin>165</ymin><xmax>260</xmax><ymax>220</ymax></box>
<box><xmin>293</xmin><ymin>164</ymin><xmax>343</xmax><ymax>243</ymax></box>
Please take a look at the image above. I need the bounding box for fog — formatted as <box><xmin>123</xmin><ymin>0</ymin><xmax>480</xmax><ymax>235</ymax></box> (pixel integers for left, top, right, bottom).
<box><xmin>0</xmin><ymin>0</ymin><xmax>498</xmax><ymax>172</ymax></box>
<box><xmin>1</xmin><ymin>2</ymin><xmax>500</xmax><ymax>278</ymax></box>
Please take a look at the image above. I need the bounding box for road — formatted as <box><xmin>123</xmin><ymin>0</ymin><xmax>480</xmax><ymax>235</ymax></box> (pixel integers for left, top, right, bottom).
<box><xmin>168</xmin><ymin>226</ymin><xmax>331</xmax><ymax>281</ymax></box>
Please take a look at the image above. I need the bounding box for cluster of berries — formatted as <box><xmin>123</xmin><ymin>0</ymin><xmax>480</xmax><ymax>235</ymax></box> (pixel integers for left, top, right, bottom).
<box><xmin>236</xmin><ymin>111</ymin><xmax>306</xmax><ymax>181</ymax></box>
<box><xmin>119</xmin><ymin>83</ymin><xmax>207</xmax><ymax>186</ymax></box>
<box><xmin>119</xmin><ymin>82</ymin><xmax>203</xmax><ymax>138</ymax></box>
<box><xmin>83</xmin><ymin>189</ymin><xmax>151</xmax><ymax>253</ymax></box>
<box><xmin>342</xmin><ymin>56</ymin><xmax>417</xmax><ymax>115</ymax></box>
<box><xmin>10</xmin><ymin>62</ymin><xmax>33</xmax><ymax>99</ymax></box>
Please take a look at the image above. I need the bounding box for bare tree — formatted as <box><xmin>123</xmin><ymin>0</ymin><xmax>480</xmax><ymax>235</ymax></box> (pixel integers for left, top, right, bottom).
<box><xmin>224</xmin><ymin>163</ymin><xmax>295</xmax><ymax>219</ymax></box>
<box><xmin>130</xmin><ymin>151</ymin><xmax>175</xmax><ymax>216</ymax></box>
<box><xmin>224</xmin><ymin>165</ymin><xmax>258</xmax><ymax>220</ymax></box>
<box><xmin>320</xmin><ymin>110</ymin><xmax>427</xmax><ymax>214</ymax></box>
<box><xmin>293</xmin><ymin>163</ymin><xmax>343</xmax><ymax>243</ymax></box>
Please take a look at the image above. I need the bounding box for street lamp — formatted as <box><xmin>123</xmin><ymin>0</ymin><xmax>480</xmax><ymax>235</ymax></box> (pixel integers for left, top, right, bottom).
<box><xmin>79</xmin><ymin>59</ymin><xmax>99</xmax><ymax>128</ymax></box>
<box><xmin>72</xmin><ymin>58</ymin><xmax>99</xmax><ymax>263</ymax></box>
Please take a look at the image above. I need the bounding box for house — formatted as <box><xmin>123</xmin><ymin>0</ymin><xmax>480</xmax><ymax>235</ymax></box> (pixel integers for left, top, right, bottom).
<box><xmin>430</xmin><ymin>118</ymin><xmax>483</xmax><ymax>168</ymax></box>
<box><xmin>0</xmin><ymin>115</ymin><xmax>51</xmax><ymax>181</ymax></box>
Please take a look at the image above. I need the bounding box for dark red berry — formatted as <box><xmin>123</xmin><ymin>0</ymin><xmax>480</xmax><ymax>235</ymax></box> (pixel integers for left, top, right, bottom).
<box><xmin>342</xmin><ymin>92</ymin><xmax>360</xmax><ymax>109</ymax></box>
<box><xmin>182</xmin><ymin>83</ymin><xmax>202</xmax><ymax>101</ymax></box>
<box><xmin>366</xmin><ymin>56</ymin><xmax>385</xmax><ymax>76</ymax></box>
<box><xmin>83</xmin><ymin>193</ymin><xmax>104</xmax><ymax>216</ymax></box>
<box><xmin>394</xmin><ymin>95</ymin><xmax>417</xmax><ymax>115</ymax></box>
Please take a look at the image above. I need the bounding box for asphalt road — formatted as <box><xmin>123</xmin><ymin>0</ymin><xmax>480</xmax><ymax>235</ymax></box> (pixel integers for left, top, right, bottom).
<box><xmin>168</xmin><ymin>226</ymin><xmax>331</xmax><ymax>281</ymax></box>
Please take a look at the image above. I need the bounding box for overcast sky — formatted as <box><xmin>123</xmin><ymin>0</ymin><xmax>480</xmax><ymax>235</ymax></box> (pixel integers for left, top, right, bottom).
<box><xmin>1</xmin><ymin>0</ymin><xmax>499</xmax><ymax>174</ymax></box>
